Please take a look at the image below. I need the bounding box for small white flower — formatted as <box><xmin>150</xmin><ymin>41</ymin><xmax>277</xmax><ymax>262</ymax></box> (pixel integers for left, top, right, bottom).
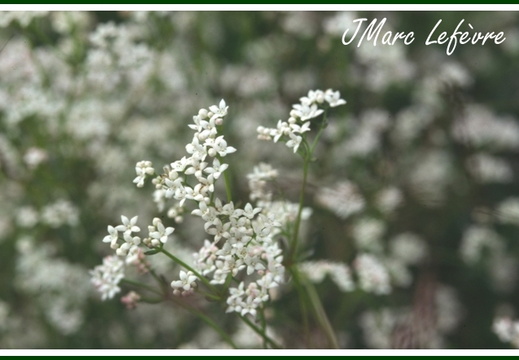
<box><xmin>193</xmin><ymin>239</ymin><xmax>219</xmax><ymax>275</ymax></box>
<box><xmin>90</xmin><ymin>255</ymin><xmax>125</xmax><ymax>301</ymax></box>
<box><xmin>133</xmin><ymin>160</ymin><xmax>154</xmax><ymax>187</ymax></box>
<box><xmin>171</xmin><ymin>270</ymin><xmax>198</xmax><ymax>295</ymax></box>
<box><xmin>240</xmin><ymin>297</ymin><xmax>259</xmax><ymax>317</ymax></box>
<box><xmin>291</xmin><ymin>103</ymin><xmax>324</xmax><ymax>121</ymax></box>
<box><xmin>16</xmin><ymin>206</ymin><xmax>39</xmax><ymax>228</ymax></box>
<box><xmin>208</xmin><ymin>99</ymin><xmax>228</xmax><ymax>120</ymax></box>
<box><xmin>102</xmin><ymin>225</ymin><xmax>119</xmax><ymax>249</ymax></box>
<box><xmin>184</xmin><ymin>158</ymin><xmax>207</xmax><ymax>178</ymax></box>
<box><xmin>204</xmin><ymin>218</ymin><xmax>231</xmax><ymax>243</ymax></box>
<box><xmin>257</xmin><ymin>273</ymin><xmax>278</xmax><ymax>290</ymax></box>
<box><xmin>290</xmin><ymin>121</ymin><xmax>311</xmax><ymax>135</ymax></box>
<box><xmin>198</xmin><ymin>108</ymin><xmax>209</xmax><ymax>119</ymax></box>
<box><xmin>354</xmin><ymin>253</ymin><xmax>391</xmax><ymax>295</ymax></box>
<box><xmin>257</xmin><ymin>125</ymin><xmax>272</xmax><ymax>140</ymax></box>
<box><xmin>170</xmin><ymin>156</ymin><xmax>190</xmax><ymax>172</ymax></box>
<box><xmin>185</xmin><ymin>137</ymin><xmax>207</xmax><ymax>160</ymax></box>
<box><xmin>244</xmin><ymin>253</ymin><xmax>266</xmax><ymax>275</ymax></box>
<box><xmin>116</xmin><ymin>233</ymin><xmax>141</xmax><ymax>262</ymax></box>
<box><xmin>210</xmin><ymin>135</ymin><xmax>236</xmax><ymax>157</ymax></box>
<box><xmin>300</xmin><ymin>89</ymin><xmax>325</xmax><ymax>105</ymax></box>
<box><xmin>219</xmin><ymin>201</ymin><xmax>236</xmax><ymax>217</ymax></box>
<box><xmin>115</xmin><ymin>215</ymin><xmax>140</xmax><ymax>234</ymax></box>
<box><xmin>273</xmin><ymin>120</ymin><xmax>290</xmax><ymax>142</ymax></box>
<box><xmin>204</xmin><ymin>158</ymin><xmax>228</xmax><ymax>180</ymax></box>
<box><xmin>236</xmin><ymin>203</ymin><xmax>262</xmax><ymax>219</ymax></box>
<box><xmin>149</xmin><ymin>217</ymin><xmax>175</xmax><ymax>245</ymax></box>
<box><xmin>257</xmin><ymin>89</ymin><xmax>346</xmax><ymax>158</ymax></box>
<box><xmin>286</xmin><ymin>132</ymin><xmax>302</xmax><ymax>153</ymax></box>
<box><xmin>226</xmin><ymin>282</ymin><xmax>246</xmax><ymax>313</ymax></box>
<box><xmin>493</xmin><ymin>317</ymin><xmax>516</xmax><ymax>343</ymax></box>
<box><xmin>23</xmin><ymin>147</ymin><xmax>48</xmax><ymax>169</ymax></box>
<box><xmin>324</xmin><ymin>89</ymin><xmax>347</xmax><ymax>107</ymax></box>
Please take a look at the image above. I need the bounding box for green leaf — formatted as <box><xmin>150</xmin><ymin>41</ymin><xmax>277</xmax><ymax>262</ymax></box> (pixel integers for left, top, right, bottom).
<box><xmin>144</xmin><ymin>248</ymin><xmax>160</xmax><ymax>256</ymax></box>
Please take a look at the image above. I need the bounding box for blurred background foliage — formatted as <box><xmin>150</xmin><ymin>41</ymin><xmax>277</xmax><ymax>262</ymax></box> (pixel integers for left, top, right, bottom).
<box><xmin>1</xmin><ymin>10</ymin><xmax>519</xmax><ymax>349</ymax></box>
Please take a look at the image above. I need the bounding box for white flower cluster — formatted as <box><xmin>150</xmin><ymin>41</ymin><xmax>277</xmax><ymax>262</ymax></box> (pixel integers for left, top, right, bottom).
<box><xmin>133</xmin><ymin>160</ymin><xmax>155</xmax><ymax>188</ymax></box>
<box><xmin>85</xmin><ymin>21</ymin><xmax>154</xmax><ymax>91</ymax></box>
<box><xmin>341</xmin><ymin>110</ymin><xmax>390</xmax><ymax>158</ymax></box>
<box><xmin>315</xmin><ymin>181</ymin><xmax>365</xmax><ymax>220</ymax></box>
<box><xmin>354</xmin><ymin>253</ymin><xmax>391</xmax><ymax>295</ymax></box>
<box><xmin>389</xmin><ymin>232</ymin><xmax>427</xmax><ymax>266</ymax></box>
<box><xmin>16</xmin><ymin>236</ymin><xmax>91</xmax><ymax>335</ymax></box>
<box><xmin>452</xmin><ymin>105</ymin><xmax>519</xmax><ymax>151</ymax></box>
<box><xmin>247</xmin><ymin>162</ymin><xmax>312</xmax><ymax>225</ymax></box>
<box><xmin>175</xmin><ymin>106</ymin><xmax>286</xmax><ymax>316</ymax></box>
<box><xmin>386</xmin><ymin>232</ymin><xmax>427</xmax><ymax>288</ymax></box>
<box><xmin>102</xmin><ymin>215</ymin><xmax>174</xmax><ymax>264</ymax></box>
<box><xmin>467</xmin><ymin>154</ymin><xmax>513</xmax><ymax>184</ymax></box>
<box><xmin>40</xmin><ymin>199</ymin><xmax>80</xmax><ymax>228</ymax></box>
<box><xmin>247</xmin><ymin>162</ymin><xmax>278</xmax><ymax>202</ymax></box>
<box><xmin>460</xmin><ymin>225</ymin><xmax>503</xmax><ymax>264</ymax></box>
<box><xmin>23</xmin><ymin>147</ymin><xmax>48</xmax><ymax>170</ymax></box>
<box><xmin>190</xmin><ymin>198</ymin><xmax>285</xmax><ymax>317</ymax></box>
<box><xmin>352</xmin><ymin>217</ymin><xmax>386</xmax><ymax>253</ymax></box>
<box><xmin>15</xmin><ymin>199</ymin><xmax>79</xmax><ymax>229</ymax></box>
<box><xmin>0</xmin><ymin>11</ymin><xmax>48</xmax><ymax>27</ymax></box>
<box><xmin>299</xmin><ymin>260</ymin><xmax>355</xmax><ymax>292</ymax></box>
<box><xmin>90</xmin><ymin>255</ymin><xmax>125</xmax><ymax>301</ymax></box>
<box><xmin>257</xmin><ymin>89</ymin><xmax>346</xmax><ymax>153</ymax></box>
<box><xmin>104</xmin><ymin>100</ymin><xmax>286</xmax><ymax>317</ymax></box>
<box><xmin>409</xmin><ymin>149</ymin><xmax>453</xmax><ymax>207</ymax></box>
<box><xmin>493</xmin><ymin>317</ymin><xmax>519</xmax><ymax>348</ymax></box>
<box><xmin>171</xmin><ymin>270</ymin><xmax>198</xmax><ymax>296</ymax></box>
<box><xmin>301</xmin><ymin>253</ymin><xmax>397</xmax><ymax>295</ymax></box>
<box><xmin>375</xmin><ymin>187</ymin><xmax>403</xmax><ymax>214</ymax></box>
<box><xmin>149</xmin><ymin>100</ymin><xmax>235</xmax><ymax>214</ymax></box>
<box><xmin>360</xmin><ymin>285</ymin><xmax>462</xmax><ymax>349</ymax></box>
<box><xmin>496</xmin><ymin>197</ymin><xmax>519</xmax><ymax>225</ymax></box>
<box><xmin>360</xmin><ymin>308</ymin><xmax>401</xmax><ymax>348</ymax></box>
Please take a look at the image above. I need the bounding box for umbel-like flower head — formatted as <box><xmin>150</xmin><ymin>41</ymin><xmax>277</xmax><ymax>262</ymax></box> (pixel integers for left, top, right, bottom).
<box><xmin>257</xmin><ymin>89</ymin><xmax>346</xmax><ymax>153</ymax></box>
<box><xmin>90</xmin><ymin>255</ymin><xmax>125</xmax><ymax>300</ymax></box>
<box><xmin>171</xmin><ymin>270</ymin><xmax>198</xmax><ymax>296</ymax></box>
<box><xmin>91</xmin><ymin>98</ymin><xmax>300</xmax><ymax>320</ymax></box>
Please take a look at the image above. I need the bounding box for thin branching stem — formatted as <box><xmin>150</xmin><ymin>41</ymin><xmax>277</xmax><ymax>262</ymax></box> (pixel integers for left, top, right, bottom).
<box><xmin>223</xmin><ymin>168</ymin><xmax>233</xmax><ymax>203</ymax></box>
<box><xmin>286</xmin><ymin>112</ymin><xmax>339</xmax><ymax>348</ymax></box>
<box><xmin>187</xmin><ymin>306</ymin><xmax>238</xmax><ymax>349</ymax></box>
<box><xmin>159</xmin><ymin>248</ymin><xmax>219</xmax><ymax>295</ymax></box>
<box><xmin>238</xmin><ymin>314</ymin><xmax>282</xmax><ymax>349</ymax></box>
<box><xmin>120</xmin><ymin>278</ymin><xmax>162</xmax><ymax>296</ymax></box>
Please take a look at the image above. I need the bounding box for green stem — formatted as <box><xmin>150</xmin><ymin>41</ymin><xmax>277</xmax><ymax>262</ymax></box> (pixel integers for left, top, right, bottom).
<box><xmin>159</xmin><ymin>248</ymin><xmax>219</xmax><ymax>295</ymax></box>
<box><xmin>289</xmin><ymin>112</ymin><xmax>326</xmax><ymax>263</ymax></box>
<box><xmin>289</xmin><ymin>113</ymin><xmax>328</xmax><ymax>264</ymax></box>
<box><xmin>287</xmin><ymin>112</ymin><xmax>339</xmax><ymax>348</ymax></box>
<box><xmin>149</xmin><ymin>268</ymin><xmax>165</xmax><ymax>287</ymax></box>
<box><xmin>156</xmin><ymin>263</ymin><xmax>235</xmax><ymax>348</ymax></box>
<box><xmin>139</xmin><ymin>296</ymin><xmax>163</xmax><ymax>304</ymax></box>
<box><xmin>288</xmin><ymin>266</ymin><xmax>311</xmax><ymax>345</ymax></box>
<box><xmin>289</xmin><ymin>150</ymin><xmax>310</xmax><ymax>263</ymax></box>
<box><xmin>120</xmin><ymin>278</ymin><xmax>162</xmax><ymax>296</ymax></box>
<box><xmin>223</xmin><ymin>168</ymin><xmax>233</xmax><ymax>203</ymax></box>
<box><xmin>0</xmin><ymin>34</ymin><xmax>13</xmax><ymax>54</ymax></box>
<box><xmin>186</xmin><ymin>306</ymin><xmax>238</xmax><ymax>349</ymax></box>
<box><xmin>238</xmin><ymin>314</ymin><xmax>282</xmax><ymax>349</ymax></box>
<box><xmin>295</xmin><ymin>267</ymin><xmax>339</xmax><ymax>349</ymax></box>
<box><xmin>310</xmin><ymin>114</ymin><xmax>328</xmax><ymax>154</ymax></box>
<box><xmin>259</xmin><ymin>306</ymin><xmax>268</xmax><ymax>349</ymax></box>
